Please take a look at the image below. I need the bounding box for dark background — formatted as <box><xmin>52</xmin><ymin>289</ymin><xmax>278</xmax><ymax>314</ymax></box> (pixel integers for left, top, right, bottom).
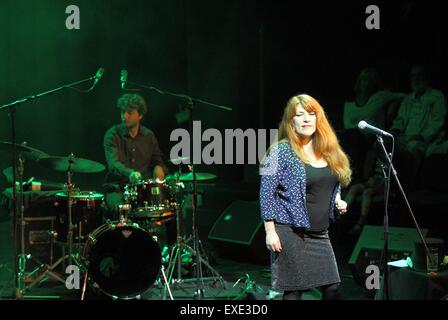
<box><xmin>1</xmin><ymin>1</ymin><xmax>448</xmax><ymax>299</ymax></box>
<box><xmin>1</xmin><ymin>0</ymin><xmax>447</xmax><ymax>189</ymax></box>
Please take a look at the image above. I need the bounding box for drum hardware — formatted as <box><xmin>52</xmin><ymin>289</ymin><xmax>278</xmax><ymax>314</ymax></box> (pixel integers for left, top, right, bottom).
<box><xmin>2</xmin><ymin>151</ymin><xmax>220</xmax><ymax>299</ymax></box>
<box><xmin>162</xmin><ymin>233</ymin><xmax>226</xmax><ymax>299</ymax></box>
<box><xmin>18</xmin><ymin>154</ymin><xmax>94</xmax><ymax>294</ymax></box>
<box><xmin>17</xmin><ymin>216</ymin><xmax>67</xmax><ymax>290</ymax></box>
<box><xmin>20</xmin><ymin>153</ymin><xmax>105</xmax><ymax>296</ymax></box>
<box><xmin>16</xmin><ymin>152</ymin><xmax>32</xmax><ymax>298</ymax></box>
<box><xmin>117</xmin><ymin>203</ymin><xmax>132</xmax><ymax>223</ymax></box>
<box><xmin>80</xmin><ymin>271</ymin><xmax>89</xmax><ymax>300</ymax></box>
<box><xmin>37</xmin><ymin>153</ymin><xmax>105</xmax><ymax>258</ymax></box>
<box><xmin>65</xmin><ymin>154</ymin><xmax>75</xmax><ymax>267</ymax></box>
<box><xmin>0</xmin><ymin>69</ymin><xmax>105</xmax><ymax>299</ymax></box>
<box><xmin>54</xmin><ymin>191</ymin><xmax>104</xmax><ymax>243</ymax></box>
<box><xmin>161</xmin><ymin>167</ymin><xmax>225</xmax><ymax>299</ymax></box>
<box><xmin>1</xmin><ymin>145</ymin><xmax>65</xmax><ymax>299</ymax></box>
<box><xmin>24</xmin><ymin>254</ymin><xmax>75</xmax><ymax>291</ymax></box>
<box><xmin>122</xmin><ymin>178</ymin><xmax>179</xmax><ymax>220</ymax></box>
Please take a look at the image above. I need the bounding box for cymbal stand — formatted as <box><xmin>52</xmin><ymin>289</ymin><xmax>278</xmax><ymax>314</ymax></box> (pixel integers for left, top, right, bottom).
<box><xmin>16</xmin><ymin>153</ymin><xmax>26</xmax><ymax>297</ymax></box>
<box><xmin>161</xmin><ymin>167</ymin><xmax>186</xmax><ymax>299</ymax></box>
<box><xmin>12</xmin><ymin>154</ymin><xmax>65</xmax><ymax>298</ymax></box>
<box><xmin>162</xmin><ymin>159</ymin><xmax>226</xmax><ymax>300</ymax></box>
<box><xmin>191</xmin><ymin>162</ymin><xmax>204</xmax><ymax>299</ymax></box>
<box><xmin>165</xmin><ymin>164</ymin><xmax>185</xmax><ymax>274</ymax></box>
<box><xmin>66</xmin><ymin>153</ymin><xmax>75</xmax><ymax>267</ymax></box>
<box><xmin>160</xmin><ymin>264</ymin><xmax>174</xmax><ymax>300</ymax></box>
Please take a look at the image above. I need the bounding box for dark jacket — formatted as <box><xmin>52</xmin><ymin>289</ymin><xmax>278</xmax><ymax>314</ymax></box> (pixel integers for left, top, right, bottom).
<box><xmin>103</xmin><ymin>123</ymin><xmax>168</xmax><ymax>189</ymax></box>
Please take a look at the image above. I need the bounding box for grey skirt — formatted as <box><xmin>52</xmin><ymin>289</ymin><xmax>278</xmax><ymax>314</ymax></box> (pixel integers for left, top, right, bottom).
<box><xmin>271</xmin><ymin>224</ymin><xmax>340</xmax><ymax>291</ymax></box>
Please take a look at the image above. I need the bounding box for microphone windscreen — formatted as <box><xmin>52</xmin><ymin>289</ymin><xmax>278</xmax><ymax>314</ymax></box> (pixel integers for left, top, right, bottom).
<box><xmin>358</xmin><ymin>121</ymin><xmax>367</xmax><ymax>129</ymax></box>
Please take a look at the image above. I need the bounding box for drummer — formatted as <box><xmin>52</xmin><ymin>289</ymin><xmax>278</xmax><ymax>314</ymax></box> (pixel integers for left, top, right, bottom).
<box><xmin>103</xmin><ymin>93</ymin><xmax>169</xmax><ymax>218</ymax></box>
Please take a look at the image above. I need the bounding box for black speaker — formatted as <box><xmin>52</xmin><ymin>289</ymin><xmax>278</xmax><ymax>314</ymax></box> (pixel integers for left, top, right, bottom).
<box><xmin>208</xmin><ymin>200</ymin><xmax>268</xmax><ymax>264</ymax></box>
<box><xmin>348</xmin><ymin>225</ymin><xmax>429</xmax><ymax>286</ymax></box>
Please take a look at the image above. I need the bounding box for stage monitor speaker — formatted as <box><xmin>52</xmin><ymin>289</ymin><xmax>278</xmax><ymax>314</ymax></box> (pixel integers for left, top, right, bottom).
<box><xmin>348</xmin><ymin>225</ymin><xmax>428</xmax><ymax>286</ymax></box>
<box><xmin>208</xmin><ymin>200</ymin><xmax>268</xmax><ymax>264</ymax></box>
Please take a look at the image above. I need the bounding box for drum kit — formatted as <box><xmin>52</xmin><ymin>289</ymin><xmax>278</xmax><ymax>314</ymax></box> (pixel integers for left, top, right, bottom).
<box><xmin>1</xmin><ymin>141</ymin><xmax>224</xmax><ymax>300</ymax></box>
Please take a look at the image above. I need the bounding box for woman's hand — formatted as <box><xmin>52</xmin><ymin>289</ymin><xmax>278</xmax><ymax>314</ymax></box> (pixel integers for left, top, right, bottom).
<box><xmin>266</xmin><ymin>231</ymin><xmax>282</xmax><ymax>253</ymax></box>
<box><xmin>335</xmin><ymin>194</ymin><xmax>348</xmax><ymax>214</ymax></box>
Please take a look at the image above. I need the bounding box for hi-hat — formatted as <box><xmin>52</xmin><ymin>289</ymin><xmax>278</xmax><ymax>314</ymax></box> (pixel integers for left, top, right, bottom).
<box><xmin>38</xmin><ymin>156</ymin><xmax>105</xmax><ymax>173</ymax></box>
<box><xmin>179</xmin><ymin>172</ymin><xmax>216</xmax><ymax>181</ymax></box>
<box><xmin>0</xmin><ymin>141</ymin><xmax>49</xmax><ymax>161</ymax></box>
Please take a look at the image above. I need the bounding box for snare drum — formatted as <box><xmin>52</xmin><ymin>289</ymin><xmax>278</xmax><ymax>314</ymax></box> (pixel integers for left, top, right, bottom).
<box><xmin>123</xmin><ymin>179</ymin><xmax>178</xmax><ymax>220</ymax></box>
<box><xmin>82</xmin><ymin>222</ymin><xmax>161</xmax><ymax>299</ymax></box>
<box><xmin>54</xmin><ymin>191</ymin><xmax>104</xmax><ymax>242</ymax></box>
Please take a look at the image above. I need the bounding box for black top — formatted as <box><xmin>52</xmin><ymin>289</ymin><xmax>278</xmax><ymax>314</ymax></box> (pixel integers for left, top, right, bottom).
<box><xmin>103</xmin><ymin>124</ymin><xmax>168</xmax><ymax>189</ymax></box>
<box><xmin>305</xmin><ymin>164</ymin><xmax>338</xmax><ymax>232</ymax></box>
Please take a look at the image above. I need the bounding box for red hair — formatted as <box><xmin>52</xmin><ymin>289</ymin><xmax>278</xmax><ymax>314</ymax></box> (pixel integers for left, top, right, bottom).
<box><xmin>278</xmin><ymin>94</ymin><xmax>352</xmax><ymax>187</ymax></box>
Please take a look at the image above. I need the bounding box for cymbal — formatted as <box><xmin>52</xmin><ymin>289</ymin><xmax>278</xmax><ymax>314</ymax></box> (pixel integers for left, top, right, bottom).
<box><xmin>179</xmin><ymin>172</ymin><xmax>216</xmax><ymax>181</ymax></box>
<box><xmin>38</xmin><ymin>156</ymin><xmax>105</xmax><ymax>173</ymax></box>
<box><xmin>168</xmin><ymin>156</ymin><xmax>190</xmax><ymax>164</ymax></box>
<box><xmin>164</xmin><ymin>174</ymin><xmax>178</xmax><ymax>181</ymax></box>
<box><xmin>0</xmin><ymin>141</ymin><xmax>49</xmax><ymax>161</ymax></box>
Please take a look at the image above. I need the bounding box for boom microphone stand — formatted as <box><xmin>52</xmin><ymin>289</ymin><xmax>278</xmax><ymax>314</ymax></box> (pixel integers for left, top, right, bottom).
<box><xmin>375</xmin><ymin>134</ymin><xmax>433</xmax><ymax>300</ymax></box>
<box><xmin>0</xmin><ymin>68</ymin><xmax>104</xmax><ymax>299</ymax></box>
<box><xmin>122</xmin><ymin>74</ymin><xmax>231</xmax><ymax>299</ymax></box>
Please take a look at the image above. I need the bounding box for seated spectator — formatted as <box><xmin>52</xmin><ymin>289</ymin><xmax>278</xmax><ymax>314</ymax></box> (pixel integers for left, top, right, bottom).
<box><xmin>390</xmin><ymin>64</ymin><xmax>447</xmax><ymax>190</ymax></box>
<box><xmin>340</xmin><ymin>67</ymin><xmax>404</xmax><ymax>183</ymax></box>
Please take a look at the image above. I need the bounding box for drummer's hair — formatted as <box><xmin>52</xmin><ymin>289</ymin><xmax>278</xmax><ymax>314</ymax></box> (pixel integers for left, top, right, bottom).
<box><xmin>117</xmin><ymin>94</ymin><xmax>147</xmax><ymax>116</ymax></box>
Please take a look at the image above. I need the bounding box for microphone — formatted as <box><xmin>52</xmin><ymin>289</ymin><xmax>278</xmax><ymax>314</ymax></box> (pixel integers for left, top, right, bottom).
<box><xmin>358</xmin><ymin>121</ymin><xmax>393</xmax><ymax>138</ymax></box>
<box><xmin>120</xmin><ymin>70</ymin><xmax>128</xmax><ymax>89</ymax></box>
<box><xmin>92</xmin><ymin>67</ymin><xmax>104</xmax><ymax>87</ymax></box>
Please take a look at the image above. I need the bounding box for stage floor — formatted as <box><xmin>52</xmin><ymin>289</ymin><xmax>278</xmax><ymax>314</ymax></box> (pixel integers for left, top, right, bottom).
<box><xmin>0</xmin><ymin>220</ymin><xmax>372</xmax><ymax>300</ymax></box>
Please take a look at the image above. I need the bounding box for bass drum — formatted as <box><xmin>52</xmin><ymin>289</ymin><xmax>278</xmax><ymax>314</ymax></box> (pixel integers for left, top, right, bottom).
<box><xmin>82</xmin><ymin>222</ymin><xmax>161</xmax><ymax>299</ymax></box>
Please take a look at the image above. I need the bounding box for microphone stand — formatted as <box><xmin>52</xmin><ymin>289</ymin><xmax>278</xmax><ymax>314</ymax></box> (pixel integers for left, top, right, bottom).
<box><xmin>123</xmin><ymin>78</ymin><xmax>231</xmax><ymax>299</ymax></box>
<box><xmin>375</xmin><ymin>135</ymin><xmax>433</xmax><ymax>300</ymax></box>
<box><xmin>0</xmin><ymin>69</ymin><xmax>103</xmax><ymax>299</ymax></box>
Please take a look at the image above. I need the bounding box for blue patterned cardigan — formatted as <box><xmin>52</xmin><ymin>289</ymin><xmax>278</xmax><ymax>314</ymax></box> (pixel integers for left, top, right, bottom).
<box><xmin>259</xmin><ymin>141</ymin><xmax>341</xmax><ymax>228</ymax></box>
